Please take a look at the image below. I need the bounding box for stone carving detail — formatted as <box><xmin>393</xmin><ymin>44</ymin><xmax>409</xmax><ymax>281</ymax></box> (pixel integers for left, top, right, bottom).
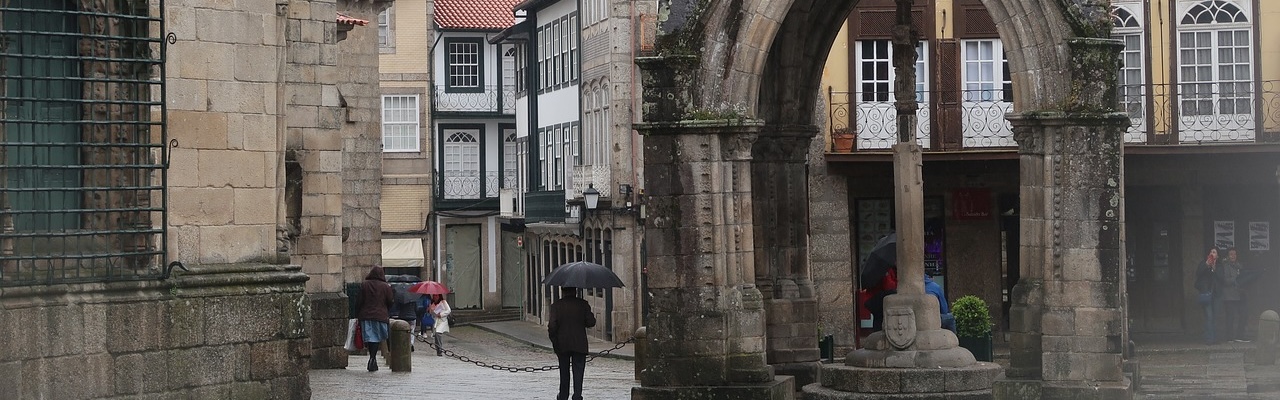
<box><xmin>1055</xmin><ymin>0</ymin><xmax>1114</xmax><ymax>38</ymax></box>
<box><xmin>885</xmin><ymin>306</ymin><xmax>917</xmax><ymax>350</ymax></box>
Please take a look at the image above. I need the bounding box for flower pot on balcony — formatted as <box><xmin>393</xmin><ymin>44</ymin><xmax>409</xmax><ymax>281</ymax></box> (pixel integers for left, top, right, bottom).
<box><xmin>832</xmin><ymin>128</ymin><xmax>855</xmax><ymax>152</ymax></box>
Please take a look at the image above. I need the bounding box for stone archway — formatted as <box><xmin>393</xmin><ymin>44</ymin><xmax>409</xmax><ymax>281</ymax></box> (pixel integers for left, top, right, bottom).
<box><xmin>634</xmin><ymin>0</ymin><xmax>1130</xmax><ymax>399</ymax></box>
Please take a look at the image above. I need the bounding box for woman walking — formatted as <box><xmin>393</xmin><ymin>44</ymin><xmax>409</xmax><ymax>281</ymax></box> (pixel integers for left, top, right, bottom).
<box><xmin>428</xmin><ymin>294</ymin><xmax>452</xmax><ymax>356</ymax></box>
<box><xmin>355</xmin><ymin>265</ymin><xmax>395</xmax><ymax>371</ymax></box>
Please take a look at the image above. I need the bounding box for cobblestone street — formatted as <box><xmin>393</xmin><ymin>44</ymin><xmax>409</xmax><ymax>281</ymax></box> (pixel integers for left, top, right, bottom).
<box><xmin>311</xmin><ymin>325</ymin><xmax>1280</xmax><ymax>400</ymax></box>
<box><xmin>310</xmin><ymin>326</ymin><xmax>637</xmax><ymax>399</ymax></box>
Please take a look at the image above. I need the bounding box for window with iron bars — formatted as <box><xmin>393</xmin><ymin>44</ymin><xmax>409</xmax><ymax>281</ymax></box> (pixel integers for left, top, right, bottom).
<box><xmin>0</xmin><ymin>0</ymin><xmax>168</xmax><ymax>286</ymax></box>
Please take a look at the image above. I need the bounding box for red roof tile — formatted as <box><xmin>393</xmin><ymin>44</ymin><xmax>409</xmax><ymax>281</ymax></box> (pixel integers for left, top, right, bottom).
<box><xmin>337</xmin><ymin>13</ymin><xmax>369</xmax><ymax>26</ymax></box>
<box><xmin>435</xmin><ymin>0</ymin><xmax>521</xmax><ymax>30</ymax></box>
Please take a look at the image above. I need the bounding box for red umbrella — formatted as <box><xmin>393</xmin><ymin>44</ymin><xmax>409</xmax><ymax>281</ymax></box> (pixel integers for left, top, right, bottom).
<box><xmin>409</xmin><ymin>280</ymin><xmax>450</xmax><ymax>295</ymax></box>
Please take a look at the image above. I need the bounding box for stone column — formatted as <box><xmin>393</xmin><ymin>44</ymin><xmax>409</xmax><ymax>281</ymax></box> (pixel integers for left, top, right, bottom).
<box><xmin>753</xmin><ymin>125</ymin><xmax>821</xmax><ymax>386</ymax></box>
<box><xmin>995</xmin><ymin>112</ymin><xmax>1132</xmax><ymax>399</ymax></box>
<box><xmin>633</xmin><ymin>120</ymin><xmax>794</xmax><ymax>399</ymax></box>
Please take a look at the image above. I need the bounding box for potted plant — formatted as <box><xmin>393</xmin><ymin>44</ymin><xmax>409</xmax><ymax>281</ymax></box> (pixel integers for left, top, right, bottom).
<box><xmin>952</xmin><ymin>295</ymin><xmax>993</xmax><ymax>362</ymax></box>
<box><xmin>831</xmin><ymin>127</ymin><xmax>855</xmax><ymax>152</ymax></box>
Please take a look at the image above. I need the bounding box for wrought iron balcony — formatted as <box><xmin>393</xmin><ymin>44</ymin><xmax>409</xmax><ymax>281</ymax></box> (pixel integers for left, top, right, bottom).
<box><xmin>433</xmin><ymin>85</ymin><xmax>517</xmax><ymax>114</ymax></box>
<box><xmin>436</xmin><ymin>171</ymin><xmax>516</xmax><ymax>201</ymax></box>
<box><xmin>828</xmin><ymin>81</ymin><xmax>1280</xmax><ymax>153</ymax></box>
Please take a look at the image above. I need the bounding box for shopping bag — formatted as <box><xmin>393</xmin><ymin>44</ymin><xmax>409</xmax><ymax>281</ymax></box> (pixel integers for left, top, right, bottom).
<box><xmin>343</xmin><ymin>319</ymin><xmax>358</xmax><ymax>351</ymax></box>
<box><xmin>354</xmin><ymin>321</ymin><xmax>365</xmax><ymax>350</ymax></box>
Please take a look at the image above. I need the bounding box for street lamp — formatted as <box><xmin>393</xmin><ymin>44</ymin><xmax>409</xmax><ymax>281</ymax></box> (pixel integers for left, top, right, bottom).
<box><xmin>584</xmin><ymin>184</ymin><xmax>600</xmax><ymax>210</ymax></box>
<box><xmin>580</xmin><ymin>184</ymin><xmax>600</xmax><ymax>238</ymax></box>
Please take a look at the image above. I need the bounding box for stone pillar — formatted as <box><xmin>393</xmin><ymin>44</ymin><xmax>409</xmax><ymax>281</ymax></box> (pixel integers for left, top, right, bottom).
<box><xmin>632</xmin><ymin>120</ymin><xmax>794</xmax><ymax>399</ymax></box>
<box><xmin>754</xmin><ymin>125</ymin><xmax>820</xmax><ymax>387</ymax></box>
<box><xmin>995</xmin><ymin>112</ymin><xmax>1132</xmax><ymax>400</ymax></box>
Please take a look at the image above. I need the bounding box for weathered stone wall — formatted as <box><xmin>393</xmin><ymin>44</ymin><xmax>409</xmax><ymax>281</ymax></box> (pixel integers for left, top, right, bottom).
<box><xmin>0</xmin><ymin>264</ymin><xmax>311</xmax><ymax>399</ymax></box>
<box><xmin>805</xmin><ymin>109</ymin><xmax>855</xmax><ymax>354</ymax></box>
<box><xmin>281</xmin><ymin>0</ymin><xmax>351</xmax><ymax>369</ymax></box>
<box><xmin>337</xmin><ymin>0</ymin><xmax>385</xmax><ymax>282</ymax></box>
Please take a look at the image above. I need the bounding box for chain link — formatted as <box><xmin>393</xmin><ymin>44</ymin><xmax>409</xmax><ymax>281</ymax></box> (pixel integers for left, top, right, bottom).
<box><xmin>414</xmin><ymin>332</ymin><xmax>635</xmax><ymax>373</ymax></box>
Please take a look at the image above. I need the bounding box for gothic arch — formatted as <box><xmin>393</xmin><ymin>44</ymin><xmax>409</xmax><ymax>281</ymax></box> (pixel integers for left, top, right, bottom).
<box><xmin>646</xmin><ymin>0</ymin><xmax>1119</xmax><ymax>124</ymax></box>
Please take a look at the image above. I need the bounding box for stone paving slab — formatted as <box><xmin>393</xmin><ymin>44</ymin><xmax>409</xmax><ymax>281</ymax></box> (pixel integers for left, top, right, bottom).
<box><xmin>310</xmin><ymin>326</ymin><xmax>637</xmax><ymax>399</ymax></box>
<box><xmin>311</xmin><ymin>326</ymin><xmax>1280</xmax><ymax>399</ymax></box>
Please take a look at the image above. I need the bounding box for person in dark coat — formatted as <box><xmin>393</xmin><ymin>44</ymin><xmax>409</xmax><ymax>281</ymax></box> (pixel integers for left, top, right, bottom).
<box><xmin>1194</xmin><ymin>247</ymin><xmax>1221</xmax><ymax>344</ymax></box>
<box><xmin>355</xmin><ymin>265</ymin><xmax>394</xmax><ymax>371</ymax></box>
<box><xmin>548</xmin><ymin>287</ymin><xmax>596</xmax><ymax>400</ymax></box>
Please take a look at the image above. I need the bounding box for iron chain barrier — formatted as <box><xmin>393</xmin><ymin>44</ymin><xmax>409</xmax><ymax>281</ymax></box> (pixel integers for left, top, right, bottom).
<box><xmin>413</xmin><ymin>331</ymin><xmax>634</xmax><ymax>373</ymax></box>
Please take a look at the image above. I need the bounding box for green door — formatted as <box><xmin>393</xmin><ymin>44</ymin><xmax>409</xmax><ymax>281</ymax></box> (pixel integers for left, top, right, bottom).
<box><xmin>445</xmin><ymin>224</ymin><xmax>482</xmax><ymax>309</ymax></box>
<box><xmin>3</xmin><ymin>0</ymin><xmax>81</xmax><ymax>233</ymax></box>
<box><xmin>501</xmin><ymin>232</ymin><xmax>525</xmax><ymax>308</ymax></box>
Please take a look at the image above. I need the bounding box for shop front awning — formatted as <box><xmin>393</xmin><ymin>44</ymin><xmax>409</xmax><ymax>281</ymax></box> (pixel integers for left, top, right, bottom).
<box><xmin>381</xmin><ymin>238</ymin><xmax>424</xmax><ymax>270</ymax></box>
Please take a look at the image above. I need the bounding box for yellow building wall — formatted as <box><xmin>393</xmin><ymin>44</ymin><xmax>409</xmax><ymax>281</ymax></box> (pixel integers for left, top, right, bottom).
<box><xmin>1260</xmin><ymin>1</ymin><xmax>1280</xmax><ymax>132</ymax></box>
<box><xmin>822</xmin><ymin>22</ymin><xmax>851</xmax><ymax>141</ymax></box>
<box><xmin>935</xmin><ymin>0</ymin><xmax>953</xmax><ymax>39</ymax></box>
<box><xmin>379</xmin><ymin>0</ymin><xmax>431</xmax><ymax>88</ymax></box>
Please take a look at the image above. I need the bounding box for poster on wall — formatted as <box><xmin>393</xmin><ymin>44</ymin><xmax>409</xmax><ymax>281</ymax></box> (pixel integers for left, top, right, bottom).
<box><xmin>1214</xmin><ymin>221</ymin><xmax>1235</xmax><ymax>249</ymax></box>
<box><xmin>1250</xmin><ymin>222</ymin><xmax>1270</xmax><ymax>251</ymax></box>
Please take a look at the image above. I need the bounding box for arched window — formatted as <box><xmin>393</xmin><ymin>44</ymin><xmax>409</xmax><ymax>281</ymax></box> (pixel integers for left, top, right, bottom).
<box><xmin>1112</xmin><ymin>5</ymin><xmax>1146</xmax><ymax>143</ymax></box>
<box><xmin>1176</xmin><ymin>0</ymin><xmax>1253</xmax><ymax>142</ymax></box>
<box><xmin>503</xmin><ymin>131</ymin><xmax>518</xmax><ymax>189</ymax></box>
<box><xmin>1181</xmin><ymin>0</ymin><xmax>1246</xmax><ymax>24</ymax></box>
<box><xmin>443</xmin><ymin>130</ymin><xmax>481</xmax><ymax>198</ymax></box>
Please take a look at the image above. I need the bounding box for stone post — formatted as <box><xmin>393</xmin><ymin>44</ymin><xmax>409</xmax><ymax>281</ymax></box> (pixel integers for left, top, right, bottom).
<box><xmin>754</xmin><ymin>125</ymin><xmax>821</xmax><ymax>386</ymax></box>
<box><xmin>388</xmin><ymin>319</ymin><xmax>412</xmax><ymax>372</ymax></box>
<box><xmin>632</xmin><ymin>119</ymin><xmax>794</xmax><ymax>399</ymax></box>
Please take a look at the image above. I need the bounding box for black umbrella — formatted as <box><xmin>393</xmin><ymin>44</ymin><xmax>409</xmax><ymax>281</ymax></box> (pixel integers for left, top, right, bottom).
<box><xmin>859</xmin><ymin>232</ymin><xmax>896</xmax><ymax>289</ymax></box>
<box><xmin>543</xmin><ymin>261</ymin><xmax>625</xmax><ymax>289</ymax></box>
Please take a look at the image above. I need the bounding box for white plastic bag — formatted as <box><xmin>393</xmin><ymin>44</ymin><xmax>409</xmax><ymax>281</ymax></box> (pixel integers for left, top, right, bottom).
<box><xmin>343</xmin><ymin>319</ymin><xmax>358</xmax><ymax>351</ymax></box>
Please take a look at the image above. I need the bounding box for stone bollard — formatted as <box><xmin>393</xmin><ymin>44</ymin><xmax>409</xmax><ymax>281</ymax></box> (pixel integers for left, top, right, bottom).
<box><xmin>1256</xmin><ymin>310</ymin><xmax>1279</xmax><ymax>365</ymax></box>
<box><xmin>388</xmin><ymin>319</ymin><xmax>413</xmax><ymax>372</ymax></box>
<box><xmin>633</xmin><ymin>326</ymin><xmax>646</xmax><ymax>380</ymax></box>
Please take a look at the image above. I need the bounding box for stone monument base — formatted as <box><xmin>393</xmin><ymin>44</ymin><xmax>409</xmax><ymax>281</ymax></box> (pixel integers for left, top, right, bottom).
<box><xmin>774</xmin><ymin>360</ymin><xmax>822</xmax><ymax>389</ymax></box>
<box><xmin>993</xmin><ymin>377</ymin><xmax>1132</xmax><ymax>400</ymax></box>
<box><xmin>801</xmin><ymin>363</ymin><xmax>1001</xmax><ymax>399</ymax></box>
<box><xmin>632</xmin><ymin>376</ymin><xmax>795</xmax><ymax>400</ymax></box>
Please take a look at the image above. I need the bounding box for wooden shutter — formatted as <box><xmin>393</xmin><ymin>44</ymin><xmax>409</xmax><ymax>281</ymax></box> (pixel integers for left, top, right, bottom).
<box><xmin>934</xmin><ymin>39</ymin><xmax>962</xmax><ymax>150</ymax></box>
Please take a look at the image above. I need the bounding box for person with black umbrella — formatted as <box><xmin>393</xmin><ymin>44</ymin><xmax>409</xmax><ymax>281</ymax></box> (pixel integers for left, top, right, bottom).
<box><xmin>861</xmin><ymin>233</ymin><xmax>899</xmax><ymax>332</ymax></box>
<box><xmin>548</xmin><ymin>287</ymin><xmax>596</xmax><ymax>400</ymax></box>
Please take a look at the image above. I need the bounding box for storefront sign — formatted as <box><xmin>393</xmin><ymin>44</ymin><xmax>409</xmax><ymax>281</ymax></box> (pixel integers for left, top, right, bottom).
<box><xmin>951</xmin><ymin>188</ymin><xmax>992</xmax><ymax>220</ymax></box>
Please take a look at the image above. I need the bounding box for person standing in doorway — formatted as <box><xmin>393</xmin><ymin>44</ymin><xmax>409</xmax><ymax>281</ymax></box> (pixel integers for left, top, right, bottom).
<box><xmin>1195</xmin><ymin>247</ymin><xmax>1221</xmax><ymax>344</ymax></box>
<box><xmin>548</xmin><ymin>287</ymin><xmax>596</xmax><ymax>400</ymax></box>
<box><xmin>355</xmin><ymin>265</ymin><xmax>394</xmax><ymax>371</ymax></box>
<box><xmin>1220</xmin><ymin>248</ymin><xmax>1249</xmax><ymax>342</ymax></box>
<box><xmin>428</xmin><ymin>294</ymin><xmax>451</xmax><ymax>356</ymax></box>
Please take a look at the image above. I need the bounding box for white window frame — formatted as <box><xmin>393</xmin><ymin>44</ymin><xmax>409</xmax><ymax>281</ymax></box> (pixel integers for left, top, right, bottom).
<box><xmin>854</xmin><ymin>40</ymin><xmax>930</xmax><ymax>149</ymax></box>
<box><xmin>1176</xmin><ymin>0</ymin><xmax>1254</xmax><ymax>142</ymax></box>
<box><xmin>503</xmin><ymin>131</ymin><xmax>519</xmax><ymax>189</ymax></box>
<box><xmin>1113</xmin><ymin>4</ymin><xmax>1147</xmax><ymax>143</ymax></box>
<box><xmin>447</xmin><ymin>40</ymin><xmax>481</xmax><ymax>90</ymax></box>
<box><xmin>377</xmin><ymin>8</ymin><xmax>393</xmax><ymax>50</ymax></box>
<box><xmin>443</xmin><ymin>130</ymin><xmax>481</xmax><ymax>199</ymax></box>
<box><xmin>960</xmin><ymin>39</ymin><xmax>1015</xmax><ymax>147</ymax></box>
<box><xmin>381</xmin><ymin>95</ymin><xmax>419</xmax><ymax>152</ymax></box>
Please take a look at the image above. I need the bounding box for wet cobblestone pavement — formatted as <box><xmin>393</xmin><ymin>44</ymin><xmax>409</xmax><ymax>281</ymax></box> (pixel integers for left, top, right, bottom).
<box><xmin>312</xmin><ymin>326</ymin><xmax>1280</xmax><ymax>399</ymax></box>
<box><xmin>310</xmin><ymin>326</ymin><xmax>636</xmax><ymax>399</ymax></box>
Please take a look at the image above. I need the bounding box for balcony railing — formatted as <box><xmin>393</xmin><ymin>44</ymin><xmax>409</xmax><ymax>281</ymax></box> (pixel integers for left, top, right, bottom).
<box><xmin>438</xmin><ymin>171</ymin><xmax>514</xmax><ymax>200</ymax></box>
<box><xmin>828</xmin><ymin>81</ymin><xmax>1280</xmax><ymax>152</ymax></box>
<box><xmin>433</xmin><ymin>85</ymin><xmax>517</xmax><ymax>114</ymax></box>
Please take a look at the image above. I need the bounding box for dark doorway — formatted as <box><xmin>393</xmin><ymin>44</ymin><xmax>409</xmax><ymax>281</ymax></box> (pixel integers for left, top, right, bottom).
<box><xmin>1126</xmin><ymin>186</ymin><xmax>1183</xmax><ymax>334</ymax></box>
